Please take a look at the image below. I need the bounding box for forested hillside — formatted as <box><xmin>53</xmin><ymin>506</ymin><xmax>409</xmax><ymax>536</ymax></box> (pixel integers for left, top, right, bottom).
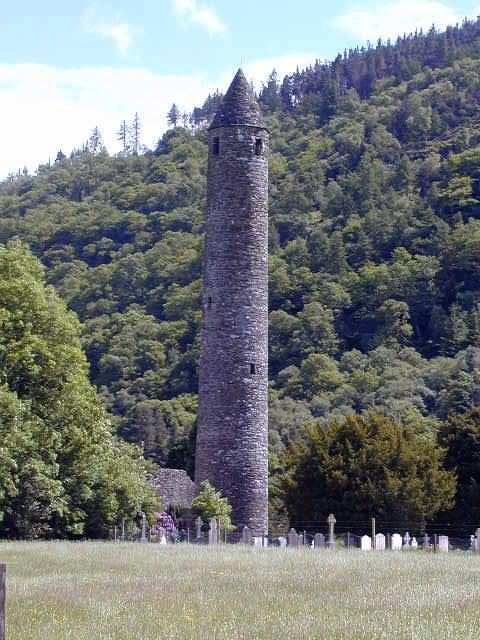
<box><xmin>3</xmin><ymin>19</ymin><xmax>480</xmax><ymax>487</ymax></box>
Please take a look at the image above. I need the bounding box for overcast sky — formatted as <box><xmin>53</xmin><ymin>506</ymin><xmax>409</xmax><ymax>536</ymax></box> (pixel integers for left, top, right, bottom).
<box><xmin>0</xmin><ymin>0</ymin><xmax>476</xmax><ymax>177</ymax></box>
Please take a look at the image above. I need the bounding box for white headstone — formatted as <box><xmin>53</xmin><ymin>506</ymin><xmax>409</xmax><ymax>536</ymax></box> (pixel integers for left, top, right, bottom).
<box><xmin>361</xmin><ymin>535</ymin><xmax>372</xmax><ymax>551</ymax></box>
<box><xmin>391</xmin><ymin>533</ymin><xmax>402</xmax><ymax>550</ymax></box>
<box><xmin>411</xmin><ymin>537</ymin><xmax>418</xmax><ymax>549</ymax></box>
<box><xmin>160</xmin><ymin>534</ymin><xmax>167</xmax><ymax>545</ymax></box>
<box><xmin>438</xmin><ymin>535</ymin><xmax>449</xmax><ymax>552</ymax></box>
<box><xmin>403</xmin><ymin>532</ymin><xmax>411</xmax><ymax>548</ymax></box>
<box><xmin>375</xmin><ymin>533</ymin><xmax>386</xmax><ymax>551</ymax></box>
<box><xmin>253</xmin><ymin>536</ymin><xmax>263</xmax><ymax>547</ymax></box>
<box><xmin>277</xmin><ymin>536</ymin><xmax>287</xmax><ymax>548</ymax></box>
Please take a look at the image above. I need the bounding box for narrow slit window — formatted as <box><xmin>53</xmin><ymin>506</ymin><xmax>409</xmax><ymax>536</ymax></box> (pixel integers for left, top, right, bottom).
<box><xmin>250</xmin><ymin>363</ymin><xmax>256</xmax><ymax>375</ymax></box>
<box><xmin>207</xmin><ymin>296</ymin><xmax>213</xmax><ymax>307</ymax></box>
<box><xmin>255</xmin><ymin>138</ymin><xmax>263</xmax><ymax>156</ymax></box>
<box><xmin>212</xmin><ymin>137</ymin><xmax>220</xmax><ymax>156</ymax></box>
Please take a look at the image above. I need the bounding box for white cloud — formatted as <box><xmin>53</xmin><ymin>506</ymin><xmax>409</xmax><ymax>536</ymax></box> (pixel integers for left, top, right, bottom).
<box><xmin>334</xmin><ymin>1</ymin><xmax>463</xmax><ymax>42</ymax></box>
<box><xmin>0</xmin><ymin>53</ymin><xmax>316</xmax><ymax>178</ymax></box>
<box><xmin>82</xmin><ymin>5</ymin><xmax>136</xmax><ymax>55</ymax></box>
<box><xmin>0</xmin><ymin>64</ymin><xmax>209</xmax><ymax>177</ymax></box>
<box><xmin>172</xmin><ymin>0</ymin><xmax>227</xmax><ymax>36</ymax></box>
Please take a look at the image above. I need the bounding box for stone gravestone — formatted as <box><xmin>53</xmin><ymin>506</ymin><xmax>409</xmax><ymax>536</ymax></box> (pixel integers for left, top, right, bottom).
<box><xmin>391</xmin><ymin>533</ymin><xmax>403</xmax><ymax>551</ymax></box>
<box><xmin>297</xmin><ymin>532</ymin><xmax>304</xmax><ymax>546</ymax></box>
<box><xmin>375</xmin><ymin>533</ymin><xmax>386</xmax><ymax>551</ymax></box>
<box><xmin>288</xmin><ymin>528</ymin><xmax>298</xmax><ymax>548</ymax></box>
<box><xmin>361</xmin><ymin>535</ymin><xmax>372</xmax><ymax>551</ymax></box>
<box><xmin>242</xmin><ymin>526</ymin><xmax>253</xmax><ymax>545</ymax></box>
<box><xmin>208</xmin><ymin>518</ymin><xmax>218</xmax><ymax>545</ymax></box>
<box><xmin>277</xmin><ymin>536</ymin><xmax>287</xmax><ymax>548</ymax></box>
<box><xmin>403</xmin><ymin>532</ymin><xmax>411</xmax><ymax>549</ymax></box>
<box><xmin>411</xmin><ymin>537</ymin><xmax>418</xmax><ymax>549</ymax></box>
<box><xmin>314</xmin><ymin>533</ymin><xmax>326</xmax><ymax>549</ymax></box>
<box><xmin>422</xmin><ymin>533</ymin><xmax>430</xmax><ymax>549</ymax></box>
<box><xmin>253</xmin><ymin>537</ymin><xmax>263</xmax><ymax>547</ymax></box>
<box><xmin>195</xmin><ymin>516</ymin><xmax>203</xmax><ymax>540</ymax></box>
<box><xmin>438</xmin><ymin>535</ymin><xmax>449</xmax><ymax>552</ymax></box>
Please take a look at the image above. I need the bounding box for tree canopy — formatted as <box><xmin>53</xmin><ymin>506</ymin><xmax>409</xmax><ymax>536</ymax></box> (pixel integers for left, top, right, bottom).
<box><xmin>0</xmin><ymin>242</ymin><xmax>159</xmax><ymax>538</ymax></box>
<box><xmin>281</xmin><ymin>414</ymin><xmax>456</xmax><ymax>529</ymax></box>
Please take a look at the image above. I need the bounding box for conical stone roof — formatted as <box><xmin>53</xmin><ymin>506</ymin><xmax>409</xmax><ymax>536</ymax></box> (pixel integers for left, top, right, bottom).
<box><xmin>209</xmin><ymin>68</ymin><xmax>266</xmax><ymax>130</ymax></box>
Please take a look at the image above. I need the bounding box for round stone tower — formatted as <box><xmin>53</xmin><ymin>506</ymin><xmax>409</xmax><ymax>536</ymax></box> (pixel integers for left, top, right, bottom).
<box><xmin>195</xmin><ymin>69</ymin><xmax>269</xmax><ymax>535</ymax></box>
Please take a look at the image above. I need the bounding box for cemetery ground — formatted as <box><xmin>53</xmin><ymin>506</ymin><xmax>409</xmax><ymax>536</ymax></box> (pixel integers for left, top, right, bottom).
<box><xmin>1</xmin><ymin>542</ymin><xmax>480</xmax><ymax>639</ymax></box>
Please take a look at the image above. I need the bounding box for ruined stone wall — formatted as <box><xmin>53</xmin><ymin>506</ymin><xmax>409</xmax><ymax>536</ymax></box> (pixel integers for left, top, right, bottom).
<box><xmin>196</xmin><ymin>124</ymin><xmax>269</xmax><ymax>535</ymax></box>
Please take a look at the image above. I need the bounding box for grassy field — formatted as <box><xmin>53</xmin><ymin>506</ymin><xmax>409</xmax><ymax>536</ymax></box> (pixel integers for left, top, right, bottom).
<box><xmin>0</xmin><ymin>542</ymin><xmax>479</xmax><ymax>639</ymax></box>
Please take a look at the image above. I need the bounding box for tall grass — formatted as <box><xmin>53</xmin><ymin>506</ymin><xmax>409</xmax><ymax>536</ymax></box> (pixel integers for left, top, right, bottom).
<box><xmin>1</xmin><ymin>542</ymin><xmax>479</xmax><ymax>639</ymax></box>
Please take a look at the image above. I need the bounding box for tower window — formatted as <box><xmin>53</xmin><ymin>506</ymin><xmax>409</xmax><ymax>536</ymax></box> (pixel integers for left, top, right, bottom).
<box><xmin>212</xmin><ymin>137</ymin><xmax>220</xmax><ymax>155</ymax></box>
<box><xmin>255</xmin><ymin>138</ymin><xmax>263</xmax><ymax>156</ymax></box>
<box><xmin>207</xmin><ymin>296</ymin><xmax>213</xmax><ymax>307</ymax></box>
<box><xmin>250</xmin><ymin>363</ymin><xmax>256</xmax><ymax>375</ymax></box>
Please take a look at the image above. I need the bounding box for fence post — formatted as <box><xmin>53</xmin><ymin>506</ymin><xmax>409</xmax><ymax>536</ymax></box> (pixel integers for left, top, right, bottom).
<box><xmin>0</xmin><ymin>563</ymin><xmax>5</xmax><ymax>640</ymax></box>
<box><xmin>371</xmin><ymin>518</ymin><xmax>376</xmax><ymax>550</ymax></box>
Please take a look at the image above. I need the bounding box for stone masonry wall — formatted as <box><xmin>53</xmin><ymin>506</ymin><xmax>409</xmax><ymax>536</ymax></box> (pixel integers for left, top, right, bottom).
<box><xmin>195</xmin><ymin>124</ymin><xmax>269</xmax><ymax>535</ymax></box>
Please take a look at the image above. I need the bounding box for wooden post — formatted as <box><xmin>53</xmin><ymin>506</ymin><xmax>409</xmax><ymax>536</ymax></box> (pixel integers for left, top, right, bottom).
<box><xmin>0</xmin><ymin>563</ymin><xmax>5</xmax><ymax>640</ymax></box>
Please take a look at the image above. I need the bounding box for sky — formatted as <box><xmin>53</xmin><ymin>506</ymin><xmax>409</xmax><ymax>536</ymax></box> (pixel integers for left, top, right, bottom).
<box><xmin>0</xmin><ymin>0</ymin><xmax>478</xmax><ymax>177</ymax></box>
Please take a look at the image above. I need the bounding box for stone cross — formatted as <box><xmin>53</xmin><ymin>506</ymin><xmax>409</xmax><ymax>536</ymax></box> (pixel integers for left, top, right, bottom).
<box><xmin>195</xmin><ymin>516</ymin><xmax>203</xmax><ymax>540</ymax></box>
<box><xmin>327</xmin><ymin>514</ymin><xmax>336</xmax><ymax>549</ymax></box>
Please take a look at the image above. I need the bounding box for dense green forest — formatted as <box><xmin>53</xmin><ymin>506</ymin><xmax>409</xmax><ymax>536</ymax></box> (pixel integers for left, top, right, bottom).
<box><xmin>3</xmin><ymin>19</ymin><xmax>480</xmax><ymax>530</ymax></box>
